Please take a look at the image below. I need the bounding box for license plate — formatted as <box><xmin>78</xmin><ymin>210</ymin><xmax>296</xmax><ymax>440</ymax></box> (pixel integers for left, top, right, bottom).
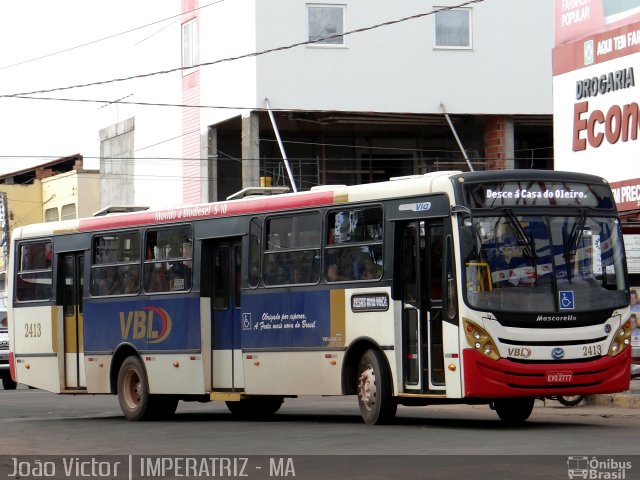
<box><xmin>546</xmin><ymin>371</ymin><xmax>573</xmax><ymax>383</ymax></box>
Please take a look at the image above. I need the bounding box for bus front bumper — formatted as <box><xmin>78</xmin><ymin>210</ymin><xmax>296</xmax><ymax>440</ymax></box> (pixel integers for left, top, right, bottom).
<box><xmin>462</xmin><ymin>347</ymin><xmax>631</xmax><ymax>398</ymax></box>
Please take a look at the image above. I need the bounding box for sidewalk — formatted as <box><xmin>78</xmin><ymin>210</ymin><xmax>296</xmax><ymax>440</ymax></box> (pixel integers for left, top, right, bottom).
<box><xmin>586</xmin><ymin>377</ymin><xmax>640</xmax><ymax>409</ymax></box>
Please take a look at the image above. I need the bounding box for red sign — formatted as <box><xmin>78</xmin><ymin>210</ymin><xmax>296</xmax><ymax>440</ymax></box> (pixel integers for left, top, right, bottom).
<box><xmin>610</xmin><ymin>178</ymin><xmax>640</xmax><ymax>211</ymax></box>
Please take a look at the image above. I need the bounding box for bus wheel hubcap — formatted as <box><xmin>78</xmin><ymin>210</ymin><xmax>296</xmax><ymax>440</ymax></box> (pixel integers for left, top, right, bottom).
<box><xmin>124</xmin><ymin>371</ymin><xmax>141</xmax><ymax>408</ymax></box>
<box><xmin>358</xmin><ymin>365</ymin><xmax>376</xmax><ymax>410</ymax></box>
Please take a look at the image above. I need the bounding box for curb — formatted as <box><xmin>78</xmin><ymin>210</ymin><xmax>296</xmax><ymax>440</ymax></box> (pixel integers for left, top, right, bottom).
<box><xmin>586</xmin><ymin>393</ymin><xmax>640</xmax><ymax>409</ymax></box>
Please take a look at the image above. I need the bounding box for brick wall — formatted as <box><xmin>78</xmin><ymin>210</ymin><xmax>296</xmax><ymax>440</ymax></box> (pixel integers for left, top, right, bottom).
<box><xmin>484</xmin><ymin>115</ymin><xmax>506</xmax><ymax>170</ymax></box>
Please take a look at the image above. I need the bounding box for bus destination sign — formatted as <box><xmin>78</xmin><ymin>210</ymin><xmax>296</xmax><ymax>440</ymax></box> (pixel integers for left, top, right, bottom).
<box><xmin>464</xmin><ymin>181</ymin><xmax>614</xmax><ymax>209</ymax></box>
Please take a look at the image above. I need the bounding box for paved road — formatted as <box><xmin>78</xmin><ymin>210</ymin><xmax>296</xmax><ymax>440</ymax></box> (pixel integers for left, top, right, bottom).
<box><xmin>1</xmin><ymin>389</ymin><xmax>639</xmax><ymax>479</ymax></box>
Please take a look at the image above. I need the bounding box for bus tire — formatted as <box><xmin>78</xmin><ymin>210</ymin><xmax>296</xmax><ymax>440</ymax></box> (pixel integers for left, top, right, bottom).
<box><xmin>356</xmin><ymin>349</ymin><xmax>397</xmax><ymax>425</ymax></box>
<box><xmin>117</xmin><ymin>356</ymin><xmax>177</xmax><ymax>421</ymax></box>
<box><xmin>557</xmin><ymin>395</ymin><xmax>583</xmax><ymax>407</ymax></box>
<box><xmin>493</xmin><ymin>398</ymin><xmax>535</xmax><ymax>425</ymax></box>
<box><xmin>2</xmin><ymin>377</ymin><xmax>17</xmax><ymax>390</ymax></box>
<box><xmin>226</xmin><ymin>397</ymin><xmax>283</xmax><ymax>419</ymax></box>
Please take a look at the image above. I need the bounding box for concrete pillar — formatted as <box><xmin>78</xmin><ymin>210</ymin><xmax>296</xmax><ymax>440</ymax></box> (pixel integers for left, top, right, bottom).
<box><xmin>207</xmin><ymin>126</ymin><xmax>218</xmax><ymax>202</ymax></box>
<box><xmin>241</xmin><ymin>112</ymin><xmax>260</xmax><ymax>189</ymax></box>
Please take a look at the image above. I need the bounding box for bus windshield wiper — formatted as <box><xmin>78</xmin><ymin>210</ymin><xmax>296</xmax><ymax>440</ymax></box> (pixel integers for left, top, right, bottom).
<box><xmin>505</xmin><ymin>209</ymin><xmax>536</xmax><ymax>259</ymax></box>
<box><xmin>562</xmin><ymin>209</ymin><xmax>587</xmax><ymax>282</ymax></box>
<box><xmin>566</xmin><ymin>209</ymin><xmax>587</xmax><ymax>258</ymax></box>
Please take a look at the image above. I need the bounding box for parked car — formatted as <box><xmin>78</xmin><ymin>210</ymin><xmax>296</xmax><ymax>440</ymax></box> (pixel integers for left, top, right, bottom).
<box><xmin>0</xmin><ymin>312</ymin><xmax>17</xmax><ymax>390</ymax></box>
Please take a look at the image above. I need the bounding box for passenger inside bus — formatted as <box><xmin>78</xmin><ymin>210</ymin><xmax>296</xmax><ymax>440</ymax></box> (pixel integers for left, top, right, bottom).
<box><xmin>98</xmin><ymin>267</ymin><xmax>123</xmax><ymax>296</ymax></box>
<box><xmin>145</xmin><ymin>266</ymin><xmax>168</xmax><ymax>292</ymax></box>
<box><xmin>360</xmin><ymin>256</ymin><xmax>382</xmax><ymax>280</ymax></box>
<box><xmin>489</xmin><ymin>233</ymin><xmax>528</xmax><ymax>287</ymax></box>
<box><xmin>123</xmin><ymin>267</ymin><xmax>140</xmax><ymax>294</ymax></box>
<box><xmin>326</xmin><ymin>249</ymin><xmax>354</xmax><ymax>282</ymax></box>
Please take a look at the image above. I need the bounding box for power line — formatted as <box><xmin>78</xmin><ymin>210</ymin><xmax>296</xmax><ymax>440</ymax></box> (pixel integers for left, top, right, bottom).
<box><xmin>0</xmin><ymin>0</ymin><xmax>484</xmax><ymax>99</ymax></box>
<box><xmin>0</xmin><ymin>0</ymin><xmax>224</xmax><ymax>71</ymax></box>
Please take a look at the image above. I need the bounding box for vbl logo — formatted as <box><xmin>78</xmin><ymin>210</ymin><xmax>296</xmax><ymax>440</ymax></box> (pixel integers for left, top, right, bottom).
<box><xmin>120</xmin><ymin>306</ymin><xmax>172</xmax><ymax>343</ymax></box>
<box><xmin>508</xmin><ymin>347</ymin><xmax>531</xmax><ymax>358</ymax></box>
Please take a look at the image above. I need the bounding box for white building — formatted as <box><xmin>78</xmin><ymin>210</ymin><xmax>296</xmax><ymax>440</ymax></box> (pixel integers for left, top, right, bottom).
<box><xmin>98</xmin><ymin>0</ymin><xmax>554</xmax><ymax>206</ymax></box>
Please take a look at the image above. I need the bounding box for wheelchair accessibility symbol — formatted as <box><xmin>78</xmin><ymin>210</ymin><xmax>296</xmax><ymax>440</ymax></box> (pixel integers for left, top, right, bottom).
<box><xmin>242</xmin><ymin>313</ymin><xmax>252</xmax><ymax>331</ymax></box>
<box><xmin>559</xmin><ymin>291</ymin><xmax>575</xmax><ymax>310</ymax></box>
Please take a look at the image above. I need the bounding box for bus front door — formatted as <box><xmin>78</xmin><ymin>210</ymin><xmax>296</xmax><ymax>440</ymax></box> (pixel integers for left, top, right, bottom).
<box><xmin>399</xmin><ymin>220</ymin><xmax>445</xmax><ymax>393</ymax></box>
<box><xmin>60</xmin><ymin>252</ymin><xmax>86</xmax><ymax>390</ymax></box>
<box><xmin>209</xmin><ymin>239</ymin><xmax>243</xmax><ymax>392</ymax></box>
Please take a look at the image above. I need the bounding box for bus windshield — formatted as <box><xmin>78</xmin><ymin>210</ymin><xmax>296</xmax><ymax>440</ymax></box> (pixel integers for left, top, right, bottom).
<box><xmin>461</xmin><ymin>214</ymin><xmax>627</xmax><ymax>313</ymax></box>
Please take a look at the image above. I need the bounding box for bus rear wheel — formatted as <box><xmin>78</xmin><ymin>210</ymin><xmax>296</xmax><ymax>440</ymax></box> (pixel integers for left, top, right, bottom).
<box><xmin>2</xmin><ymin>376</ymin><xmax>17</xmax><ymax>390</ymax></box>
<box><xmin>356</xmin><ymin>349</ymin><xmax>397</xmax><ymax>425</ymax></box>
<box><xmin>226</xmin><ymin>397</ymin><xmax>283</xmax><ymax>419</ymax></box>
<box><xmin>493</xmin><ymin>398</ymin><xmax>535</xmax><ymax>425</ymax></box>
<box><xmin>117</xmin><ymin>356</ymin><xmax>178</xmax><ymax>421</ymax></box>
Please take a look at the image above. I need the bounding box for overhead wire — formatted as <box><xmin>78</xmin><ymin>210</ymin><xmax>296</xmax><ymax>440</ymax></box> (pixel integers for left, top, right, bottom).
<box><xmin>0</xmin><ymin>0</ymin><xmax>225</xmax><ymax>71</ymax></box>
<box><xmin>0</xmin><ymin>0</ymin><xmax>499</xmax><ymax>182</ymax></box>
<box><xmin>0</xmin><ymin>0</ymin><xmax>484</xmax><ymax>99</ymax></box>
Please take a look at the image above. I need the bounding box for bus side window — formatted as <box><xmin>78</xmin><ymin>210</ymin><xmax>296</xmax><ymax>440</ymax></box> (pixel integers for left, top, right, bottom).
<box><xmin>16</xmin><ymin>242</ymin><xmax>53</xmax><ymax>302</ymax></box>
<box><xmin>142</xmin><ymin>226</ymin><xmax>192</xmax><ymax>294</ymax></box>
<box><xmin>325</xmin><ymin>207</ymin><xmax>383</xmax><ymax>283</ymax></box>
<box><xmin>90</xmin><ymin>232</ymin><xmax>140</xmax><ymax>297</ymax></box>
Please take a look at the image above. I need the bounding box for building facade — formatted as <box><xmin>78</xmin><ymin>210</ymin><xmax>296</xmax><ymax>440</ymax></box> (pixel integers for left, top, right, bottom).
<box><xmin>0</xmin><ymin>155</ymin><xmax>100</xmax><ymax>301</ymax></box>
<box><xmin>99</xmin><ymin>0</ymin><xmax>554</xmax><ymax>206</ymax></box>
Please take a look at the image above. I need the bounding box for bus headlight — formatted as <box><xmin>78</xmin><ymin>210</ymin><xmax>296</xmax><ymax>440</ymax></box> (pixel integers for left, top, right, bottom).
<box><xmin>463</xmin><ymin>318</ymin><xmax>500</xmax><ymax>361</ymax></box>
<box><xmin>608</xmin><ymin>318</ymin><xmax>632</xmax><ymax>357</ymax></box>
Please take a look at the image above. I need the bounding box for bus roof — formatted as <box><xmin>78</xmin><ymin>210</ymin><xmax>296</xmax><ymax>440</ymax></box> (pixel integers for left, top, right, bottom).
<box><xmin>13</xmin><ymin>171</ymin><xmax>463</xmax><ymax>238</ymax></box>
<box><xmin>12</xmin><ymin>169</ymin><xmax>612</xmax><ymax>240</ymax></box>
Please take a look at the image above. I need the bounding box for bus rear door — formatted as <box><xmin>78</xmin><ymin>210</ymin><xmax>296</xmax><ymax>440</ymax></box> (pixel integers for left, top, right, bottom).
<box><xmin>59</xmin><ymin>252</ymin><xmax>86</xmax><ymax>390</ymax></box>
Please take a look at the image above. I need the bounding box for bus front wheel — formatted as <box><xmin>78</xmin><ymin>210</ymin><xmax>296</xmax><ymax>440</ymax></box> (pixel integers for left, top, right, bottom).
<box><xmin>492</xmin><ymin>397</ymin><xmax>535</xmax><ymax>425</ymax></box>
<box><xmin>117</xmin><ymin>356</ymin><xmax>178</xmax><ymax>421</ymax></box>
<box><xmin>356</xmin><ymin>349</ymin><xmax>397</xmax><ymax>425</ymax></box>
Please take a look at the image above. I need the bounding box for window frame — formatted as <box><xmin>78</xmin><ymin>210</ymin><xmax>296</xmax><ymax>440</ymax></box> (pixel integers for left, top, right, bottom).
<box><xmin>262</xmin><ymin>212</ymin><xmax>322</xmax><ymax>287</ymax></box>
<box><xmin>324</xmin><ymin>206</ymin><xmax>384</xmax><ymax>283</ymax></box>
<box><xmin>434</xmin><ymin>7</ymin><xmax>472</xmax><ymax>50</ymax></box>
<box><xmin>181</xmin><ymin>18</ymin><xmax>198</xmax><ymax>73</ymax></box>
<box><xmin>143</xmin><ymin>225</ymin><xmax>193</xmax><ymax>295</ymax></box>
<box><xmin>90</xmin><ymin>231</ymin><xmax>141</xmax><ymax>297</ymax></box>
<box><xmin>15</xmin><ymin>241</ymin><xmax>53</xmax><ymax>303</ymax></box>
<box><xmin>307</xmin><ymin>3</ymin><xmax>346</xmax><ymax>47</ymax></box>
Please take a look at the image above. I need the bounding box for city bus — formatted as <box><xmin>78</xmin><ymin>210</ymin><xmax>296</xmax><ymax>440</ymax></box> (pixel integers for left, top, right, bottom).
<box><xmin>6</xmin><ymin>170</ymin><xmax>633</xmax><ymax>424</ymax></box>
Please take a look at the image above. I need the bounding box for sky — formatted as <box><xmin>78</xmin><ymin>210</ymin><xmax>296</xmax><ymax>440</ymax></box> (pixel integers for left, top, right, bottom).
<box><xmin>0</xmin><ymin>1</ymin><xmax>177</xmax><ymax>175</ymax></box>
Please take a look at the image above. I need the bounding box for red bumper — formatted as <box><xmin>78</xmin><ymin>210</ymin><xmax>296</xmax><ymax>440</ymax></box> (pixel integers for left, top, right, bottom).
<box><xmin>463</xmin><ymin>347</ymin><xmax>631</xmax><ymax>398</ymax></box>
<box><xmin>9</xmin><ymin>352</ymin><xmax>16</xmax><ymax>382</ymax></box>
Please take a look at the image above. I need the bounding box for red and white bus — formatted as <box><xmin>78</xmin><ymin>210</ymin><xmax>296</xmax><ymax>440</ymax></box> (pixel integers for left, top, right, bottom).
<box><xmin>7</xmin><ymin>170</ymin><xmax>632</xmax><ymax>424</ymax></box>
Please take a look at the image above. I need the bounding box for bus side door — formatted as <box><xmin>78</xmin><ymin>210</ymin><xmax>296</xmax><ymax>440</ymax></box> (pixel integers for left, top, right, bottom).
<box><xmin>59</xmin><ymin>252</ymin><xmax>86</xmax><ymax>390</ymax></box>
<box><xmin>398</xmin><ymin>220</ymin><xmax>445</xmax><ymax>393</ymax></box>
<box><xmin>207</xmin><ymin>239</ymin><xmax>244</xmax><ymax>392</ymax></box>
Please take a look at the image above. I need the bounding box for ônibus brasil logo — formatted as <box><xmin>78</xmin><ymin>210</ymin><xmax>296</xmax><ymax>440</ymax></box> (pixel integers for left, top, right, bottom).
<box><xmin>120</xmin><ymin>306</ymin><xmax>172</xmax><ymax>343</ymax></box>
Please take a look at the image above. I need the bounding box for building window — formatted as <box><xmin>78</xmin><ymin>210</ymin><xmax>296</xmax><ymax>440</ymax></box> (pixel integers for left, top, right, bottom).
<box><xmin>308</xmin><ymin>4</ymin><xmax>345</xmax><ymax>46</ymax></box>
<box><xmin>182</xmin><ymin>18</ymin><xmax>198</xmax><ymax>71</ymax></box>
<box><xmin>61</xmin><ymin>203</ymin><xmax>76</xmax><ymax>221</ymax></box>
<box><xmin>435</xmin><ymin>7</ymin><xmax>472</xmax><ymax>49</ymax></box>
<box><xmin>44</xmin><ymin>207</ymin><xmax>59</xmax><ymax>222</ymax></box>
